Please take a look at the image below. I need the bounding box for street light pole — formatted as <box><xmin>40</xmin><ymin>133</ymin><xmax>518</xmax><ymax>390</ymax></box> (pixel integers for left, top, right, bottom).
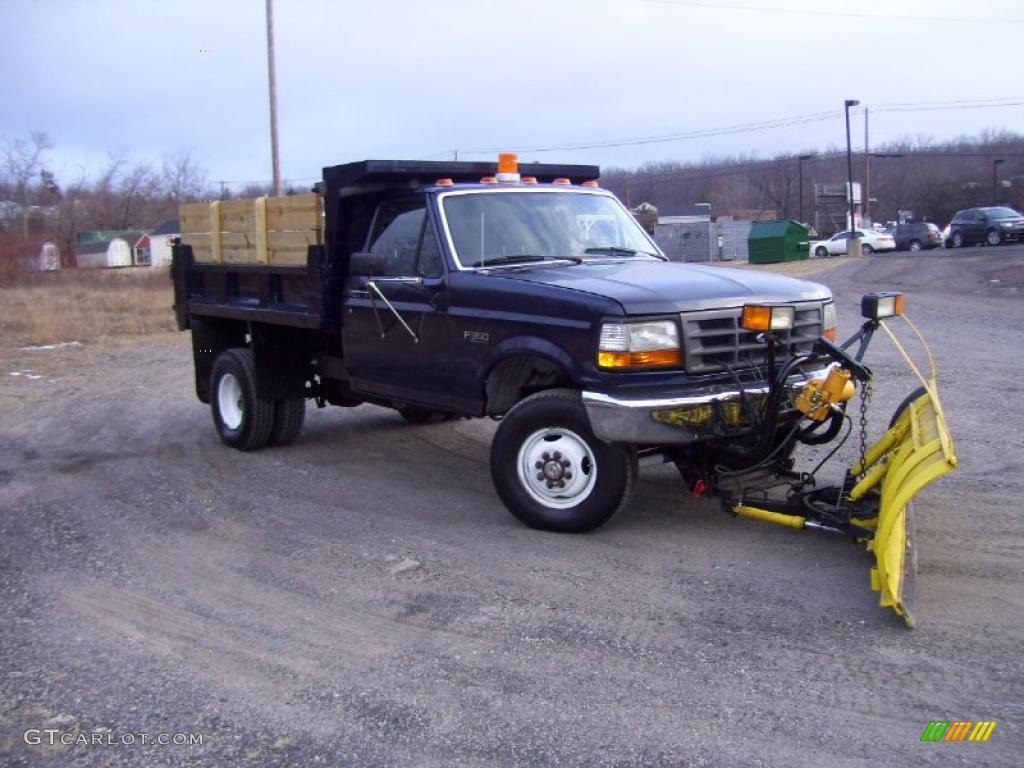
<box><xmin>798</xmin><ymin>154</ymin><xmax>815</xmax><ymax>225</ymax></box>
<box><xmin>993</xmin><ymin>159</ymin><xmax>1006</xmax><ymax>204</ymax></box>
<box><xmin>265</xmin><ymin>0</ymin><xmax>282</xmax><ymax>197</ymax></box>
<box><xmin>844</xmin><ymin>99</ymin><xmax>860</xmax><ymax>254</ymax></box>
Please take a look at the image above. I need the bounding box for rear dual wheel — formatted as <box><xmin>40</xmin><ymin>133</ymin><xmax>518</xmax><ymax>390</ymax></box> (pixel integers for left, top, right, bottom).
<box><xmin>211</xmin><ymin>349</ymin><xmax>305</xmax><ymax>450</ymax></box>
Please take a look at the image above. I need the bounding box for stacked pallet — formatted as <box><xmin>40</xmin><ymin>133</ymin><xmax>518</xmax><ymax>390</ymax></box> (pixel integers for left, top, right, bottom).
<box><xmin>179</xmin><ymin>193</ymin><xmax>323</xmax><ymax>265</ymax></box>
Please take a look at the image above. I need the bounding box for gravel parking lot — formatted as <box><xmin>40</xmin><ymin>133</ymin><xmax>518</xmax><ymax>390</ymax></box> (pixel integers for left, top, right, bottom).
<box><xmin>2</xmin><ymin>246</ymin><xmax>1022</xmax><ymax>767</ymax></box>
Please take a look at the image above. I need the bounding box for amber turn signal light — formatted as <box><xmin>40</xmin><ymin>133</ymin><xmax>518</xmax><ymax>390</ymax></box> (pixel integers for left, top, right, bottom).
<box><xmin>598</xmin><ymin>349</ymin><xmax>683</xmax><ymax>369</ymax></box>
<box><xmin>740</xmin><ymin>304</ymin><xmax>795</xmax><ymax>332</ymax></box>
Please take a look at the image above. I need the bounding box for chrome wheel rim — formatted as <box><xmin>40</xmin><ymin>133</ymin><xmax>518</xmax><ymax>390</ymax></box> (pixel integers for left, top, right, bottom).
<box><xmin>910</xmin><ymin>242</ymin><xmax>920</xmax><ymax>251</ymax></box>
<box><xmin>987</xmin><ymin>231</ymin><xmax>1000</xmax><ymax>245</ymax></box>
<box><xmin>217</xmin><ymin>373</ymin><xmax>244</xmax><ymax>430</ymax></box>
<box><xmin>516</xmin><ymin>427</ymin><xmax>597</xmax><ymax>509</ymax></box>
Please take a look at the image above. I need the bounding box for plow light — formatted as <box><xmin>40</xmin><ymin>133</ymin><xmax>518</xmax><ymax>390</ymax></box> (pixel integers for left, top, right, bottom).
<box><xmin>598</xmin><ymin>320</ymin><xmax>682</xmax><ymax>369</ymax></box>
<box><xmin>740</xmin><ymin>304</ymin><xmax>795</xmax><ymax>332</ymax></box>
<box><xmin>861</xmin><ymin>291</ymin><xmax>905</xmax><ymax>320</ymax></box>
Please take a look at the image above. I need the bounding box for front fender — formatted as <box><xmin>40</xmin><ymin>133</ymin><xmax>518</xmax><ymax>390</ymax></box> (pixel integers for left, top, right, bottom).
<box><xmin>485</xmin><ymin>335</ymin><xmax>587</xmax><ymax>384</ymax></box>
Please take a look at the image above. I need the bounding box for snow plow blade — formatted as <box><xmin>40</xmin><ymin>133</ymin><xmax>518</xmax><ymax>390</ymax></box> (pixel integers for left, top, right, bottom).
<box><xmin>848</xmin><ymin>383</ymin><xmax>957</xmax><ymax>627</ymax></box>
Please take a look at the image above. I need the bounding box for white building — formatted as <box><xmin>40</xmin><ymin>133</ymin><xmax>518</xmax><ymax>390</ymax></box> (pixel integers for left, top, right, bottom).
<box><xmin>147</xmin><ymin>219</ymin><xmax>180</xmax><ymax>267</ymax></box>
<box><xmin>76</xmin><ymin>238</ymin><xmax>134</xmax><ymax>268</ymax></box>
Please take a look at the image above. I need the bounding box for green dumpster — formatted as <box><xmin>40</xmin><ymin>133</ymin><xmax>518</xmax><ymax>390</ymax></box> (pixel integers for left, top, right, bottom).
<box><xmin>747</xmin><ymin>220</ymin><xmax>810</xmax><ymax>264</ymax></box>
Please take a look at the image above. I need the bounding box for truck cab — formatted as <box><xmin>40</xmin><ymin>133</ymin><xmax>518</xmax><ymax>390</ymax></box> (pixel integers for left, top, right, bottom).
<box><xmin>172</xmin><ymin>155</ymin><xmax>839</xmax><ymax>532</ymax></box>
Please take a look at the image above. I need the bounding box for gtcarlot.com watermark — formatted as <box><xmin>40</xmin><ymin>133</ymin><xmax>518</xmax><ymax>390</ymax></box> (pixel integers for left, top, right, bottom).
<box><xmin>24</xmin><ymin>729</ymin><xmax>204</xmax><ymax>747</ymax></box>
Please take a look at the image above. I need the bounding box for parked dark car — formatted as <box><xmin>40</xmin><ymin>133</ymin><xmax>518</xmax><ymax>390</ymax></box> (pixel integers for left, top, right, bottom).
<box><xmin>889</xmin><ymin>221</ymin><xmax>944</xmax><ymax>252</ymax></box>
<box><xmin>946</xmin><ymin>206</ymin><xmax>1024</xmax><ymax>247</ymax></box>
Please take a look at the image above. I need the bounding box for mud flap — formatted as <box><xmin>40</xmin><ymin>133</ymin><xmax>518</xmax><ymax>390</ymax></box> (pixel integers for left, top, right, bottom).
<box><xmin>853</xmin><ymin>386</ymin><xmax>957</xmax><ymax>627</ymax></box>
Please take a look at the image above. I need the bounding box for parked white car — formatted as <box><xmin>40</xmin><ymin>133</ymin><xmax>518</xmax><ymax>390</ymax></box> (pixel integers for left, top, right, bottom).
<box><xmin>810</xmin><ymin>229</ymin><xmax>896</xmax><ymax>257</ymax></box>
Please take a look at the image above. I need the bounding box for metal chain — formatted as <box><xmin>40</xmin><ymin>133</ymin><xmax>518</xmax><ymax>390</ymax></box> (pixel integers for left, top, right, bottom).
<box><xmin>858</xmin><ymin>379</ymin><xmax>873</xmax><ymax>474</ymax></box>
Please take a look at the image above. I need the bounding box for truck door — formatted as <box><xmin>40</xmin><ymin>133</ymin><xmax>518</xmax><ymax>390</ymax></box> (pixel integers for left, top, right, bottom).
<box><xmin>343</xmin><ymin>197</ymin><xmax>453</xmax><ymax>407</ymax></box>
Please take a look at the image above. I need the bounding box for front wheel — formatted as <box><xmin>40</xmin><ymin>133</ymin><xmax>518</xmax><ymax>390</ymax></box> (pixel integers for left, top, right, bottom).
<box><xmin>951</xmin><ymin>231</ymin><xmax>963</xmax><ymax>248</ymax></box>
<box><xmin>986</xmin><ymin>229</ymin><xmax>1002</xmax><ymax>246</ymax></box>
<box><xmin>909</xmin><ymin>240</ymin><xmax>922</xmax><ymax>252</ymax></box>
<box><xmin>490</xmin><ymin>389</ymin><xmax>637</xmax><ymax>532</ymax></box>
<box><xmin>815</xmin><ymin>246</ymin><xmax>828</xmax><ymax>258</ymax></box>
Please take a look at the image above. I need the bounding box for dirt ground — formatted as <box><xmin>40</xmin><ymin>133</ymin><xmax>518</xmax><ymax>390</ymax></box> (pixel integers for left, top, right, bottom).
<box><xmin>1</xmin><ymin>247</ymin><xmax>1022</xmax><ymax>767</ymax></box>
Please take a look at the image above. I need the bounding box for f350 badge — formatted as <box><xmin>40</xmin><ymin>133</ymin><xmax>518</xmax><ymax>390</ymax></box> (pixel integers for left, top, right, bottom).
<box><xmin>463</xmin><ymin>330</ymin><xmax>490</xmax><ymax>345</ymax></box>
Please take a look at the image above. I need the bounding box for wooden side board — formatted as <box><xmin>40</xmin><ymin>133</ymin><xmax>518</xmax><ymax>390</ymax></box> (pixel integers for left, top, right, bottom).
<box><xmin>179</xmin><ymin>193</ymin><xmax>323</xmax><ymax>265</ymax></box>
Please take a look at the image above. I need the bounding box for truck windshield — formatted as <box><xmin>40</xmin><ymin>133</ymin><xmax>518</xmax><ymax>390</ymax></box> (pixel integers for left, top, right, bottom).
<box><xmin>441</xmin><ymin>190</ymin><xmax>660</xmax><ymax>268</ymax></box>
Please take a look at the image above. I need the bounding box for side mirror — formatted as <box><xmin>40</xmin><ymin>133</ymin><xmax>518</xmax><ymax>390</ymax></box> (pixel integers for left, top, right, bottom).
<box><xmin>350</xmin><ymin>251</ymin><xmax>386</xmax><ymax>276</ymax></box>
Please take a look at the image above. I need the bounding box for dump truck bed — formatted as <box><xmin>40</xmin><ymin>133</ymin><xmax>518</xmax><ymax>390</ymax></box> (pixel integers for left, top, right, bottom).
<box><xmin>171</xmin><ymin>192</ymin><xmax>339</xmax><ymax>331</ymax></box>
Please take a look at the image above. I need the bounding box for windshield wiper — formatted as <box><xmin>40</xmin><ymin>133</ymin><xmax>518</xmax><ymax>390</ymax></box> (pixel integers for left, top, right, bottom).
<box><xmin>470</xmin><ymin>254</ymin><xmax>582</xmax><ymax>267</ymax></box>
<box><xmin>584</xmin><ymin>246</ymin><xmax>667</xmax><ymax>261</ymax></box>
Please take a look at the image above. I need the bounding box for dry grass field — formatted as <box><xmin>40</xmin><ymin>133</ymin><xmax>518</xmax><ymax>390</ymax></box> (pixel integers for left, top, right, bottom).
<box><xmin>0</xmin><ymin>268</ymin><xmax>177</xmax><ymax>346</ymax></box>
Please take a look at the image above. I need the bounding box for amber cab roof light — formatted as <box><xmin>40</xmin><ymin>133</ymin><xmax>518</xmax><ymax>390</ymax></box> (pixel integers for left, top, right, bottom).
<box><xmin>496</xmin><ymin>152</ymin><xmax>521</xmax><ymax>183</ymax></box>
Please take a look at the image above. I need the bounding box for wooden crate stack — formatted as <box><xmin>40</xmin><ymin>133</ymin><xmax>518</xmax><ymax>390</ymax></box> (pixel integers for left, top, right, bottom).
<box><xmin>179</xmin><ymin>193</ymin><xmax>323</xmax><ymax>265</ymax></box>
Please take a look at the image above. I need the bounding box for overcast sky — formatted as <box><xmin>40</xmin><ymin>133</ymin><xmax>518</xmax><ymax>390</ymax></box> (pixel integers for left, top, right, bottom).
<box><xmin>2</xmin><ymin>0</ymin><xmax>1022</xmax><ymax>190</ymax></box>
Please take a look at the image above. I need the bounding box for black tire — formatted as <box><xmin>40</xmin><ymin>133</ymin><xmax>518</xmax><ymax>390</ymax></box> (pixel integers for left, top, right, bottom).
<box><xmin>908</xmin><ymin>240</ymin><xmax>922</xmax><ymax>252</ymax></box>
<box><xmin>861</xmin><ymin>243</ymin><xmax>874</xmax><ymax>255</ymax></box>
<box><xmin>951</xmin><ymin>231</ymin><xmax>963</xmax><ymax>248</ymax></box>
<box><xmin>986</xmin><ymin>229</ymin><xmax>1002</xmax><ymax>246</ymax></box>
<box><xmin>815</xmin><ymin>246</ymin><xmax>828</xmax><ymax>258</ymax></box>
<box><xmin>210</xmin><ymin>348</ymin><xmax>275</xmax><ymax>451</ymax></box>
<box><xmin>269</xmin><ymin>395</ymin><xmax>305</xmax><ymax>446</ymax></box>
<box><xmin>889</xmin><ymin>385</ymin><xmax>929</xmax><ymax>429</ymax></box>
<box><xmin>490</xmin><ymin>389</ymin><xmax>637</xmax><ymax>533</ymax></box>
<box><xmin>397</xmin><ymin>405</ymin><xmax>436</xmax><ymax>424</ymax></box>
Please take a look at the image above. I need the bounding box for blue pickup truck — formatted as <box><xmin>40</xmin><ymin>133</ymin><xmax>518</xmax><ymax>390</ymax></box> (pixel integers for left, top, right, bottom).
<box><xmin>171</xmin><ymin>156</ymin><xmax>842</xmax><ymax>533</ymax></box>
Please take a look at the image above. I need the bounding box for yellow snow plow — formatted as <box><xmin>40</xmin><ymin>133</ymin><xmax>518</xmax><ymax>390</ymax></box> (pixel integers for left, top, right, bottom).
<box><xmin>711</xmin><ymin>292</ymin><xmax>957</xmax><ymax>628</ymax></box>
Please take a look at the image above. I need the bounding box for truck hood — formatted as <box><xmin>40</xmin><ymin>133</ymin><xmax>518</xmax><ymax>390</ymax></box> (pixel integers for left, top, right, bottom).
<box><xmin>492</xmin><ymin>260</ymin><xmax>832</xmax><ymax>314</ymax></box>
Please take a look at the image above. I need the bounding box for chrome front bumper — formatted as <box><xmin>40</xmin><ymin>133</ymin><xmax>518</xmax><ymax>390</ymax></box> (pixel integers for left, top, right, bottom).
<box><xmin>582</xmin><ymin>366</ymin><xmax>831</xmax><ymax>445</ymax></box>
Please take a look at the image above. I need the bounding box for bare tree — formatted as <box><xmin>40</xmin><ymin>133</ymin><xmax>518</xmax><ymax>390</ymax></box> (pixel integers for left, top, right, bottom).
<box><xmin>745</xmin><ymin>157</ymin><xmax>798</xmax><ymax>218</ymax></box>
<box><xmin>162</xmin><ymin>149</ymin><xmax>206</xmax><ymax>206</ymax></box>
<box><xmin>1</xmin><ymin>131</ymin><xmax>53</xmax><ymax>238</ymax></box>
<box><xmin>54</xmin><ymin>168</ymin><xmax>89</xmax><ymax>267</ymax></box>
<box><xmin>116</xmin><ymin>162</ymin><xmax>160</xmax><ymax>229</ymax></box>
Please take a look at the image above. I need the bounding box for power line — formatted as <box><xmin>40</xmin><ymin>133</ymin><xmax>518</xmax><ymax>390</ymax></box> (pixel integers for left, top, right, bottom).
<box><xmin>641</xmin><ymin>0</ymin><xmax>1024</xmax><ymax>25</ymax></box>
<box><xmin>460</xmin><ymin>98</ymin><xmax>1024</xmax><ymax>156</ymax></box>
<box><xmin>463</xmin><ymin>110</ymin><xmax>847</xmax><ymax>154</ymax></box>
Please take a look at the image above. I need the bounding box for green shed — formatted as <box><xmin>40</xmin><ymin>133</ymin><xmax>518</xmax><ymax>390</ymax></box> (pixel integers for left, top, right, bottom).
<box><xmin>747</xmin><ymin>220</ymin><xmax>810</xmax><ymax>264</ymax></box>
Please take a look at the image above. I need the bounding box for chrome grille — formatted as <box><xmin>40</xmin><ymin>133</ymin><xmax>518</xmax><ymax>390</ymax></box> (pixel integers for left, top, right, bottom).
<box><xmin>681</xmin><ymin>302</ymin><xmax>823</xmax><ymax>374</ymax></box>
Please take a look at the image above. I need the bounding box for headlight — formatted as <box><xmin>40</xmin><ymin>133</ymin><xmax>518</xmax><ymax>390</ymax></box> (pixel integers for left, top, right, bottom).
<box><xmin>822</xmin><ymin>301</ymin><xmax>837</xmax><ymax>341</ymax></box>
<box><xmin>598</xmin><ymin>320</ymin><xmax>682</xmax><ymax>369</ymax></box>
<box><xmin>1001</xmin><ymin>221</ymin><xmax>1013</xmax><ymax>227</ymax></box>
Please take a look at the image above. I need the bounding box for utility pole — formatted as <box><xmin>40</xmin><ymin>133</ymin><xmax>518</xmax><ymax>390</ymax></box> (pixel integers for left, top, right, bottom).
<box><xmin>265</xmin><ymin>0</ymin><xmax>282</xmax><ymax>197</ymax></box>
<box><xmin>844</xmin><ymin>99</ymin><xmax>860</xmax><ymax>255</ymax></box>
<box><xmin>863</xmin><ymin>107</ymin><xmax>870</xmax><ymax>224</ymax></box>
